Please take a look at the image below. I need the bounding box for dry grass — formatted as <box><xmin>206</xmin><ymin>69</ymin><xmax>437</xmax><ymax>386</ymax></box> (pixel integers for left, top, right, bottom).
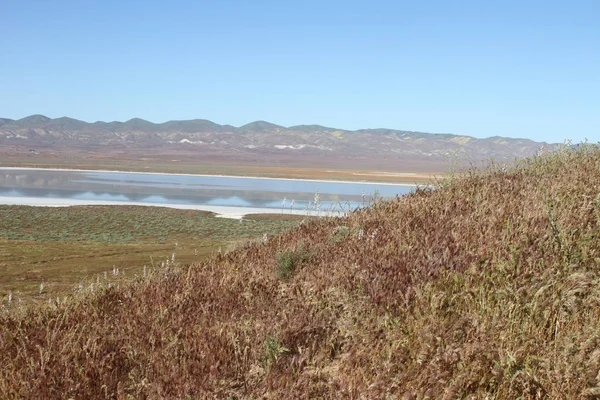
<box><xmin>1</xmin><ymin>145</ymin><xmax>600</xmax><ymax>398</ymax></box>
<box><xmin>0</xmin><ymin>152</ymin><xmax>437</xmax><ymax>183</ymax></box>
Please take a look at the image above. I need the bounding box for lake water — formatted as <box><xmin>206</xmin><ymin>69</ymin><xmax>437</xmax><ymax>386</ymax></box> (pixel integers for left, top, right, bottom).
<box><xmin>0</xmin><ymin>168</ymin><xmax>416</xmax><ymax>217</ymax></box>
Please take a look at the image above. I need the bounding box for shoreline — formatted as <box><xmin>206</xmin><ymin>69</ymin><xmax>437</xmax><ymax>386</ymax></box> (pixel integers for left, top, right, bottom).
<box><xmin>0</xmin><ymin>166</ymin><xmax>421</xmax><ymax>187</ymax></box>
<box><xmin>0</xmin><ymin>196</ymin><xmax>346</xmax><ymax>220</ymax></box>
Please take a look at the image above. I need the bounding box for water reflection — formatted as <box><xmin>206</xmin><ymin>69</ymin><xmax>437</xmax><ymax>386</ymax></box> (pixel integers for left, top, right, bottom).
<box><xmin>0</xmin><ymin>169</ymin><xmax>415</xmax><ymax>211</ymax></box>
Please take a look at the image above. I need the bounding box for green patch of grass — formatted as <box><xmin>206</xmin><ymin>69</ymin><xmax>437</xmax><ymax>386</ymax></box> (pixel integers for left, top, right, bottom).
<box><xmin>0</xmin><ymin>206</ymin><xmax>300</xmax><ymax>244</ymax></box>
<box><xmin>0</xmin><ymin>206</ymin><xmax>302</xmax><ymax>302</ymax></box>
<box><xmin>328</xmin><ymin>225</ymin><xmax>351</xmax><ymax>243</ymax></box>
<box><xmin>275</xmin><ymin>242</ymin><xmax>310</xmax><ymax>280</ymax></box>
<box><xmin>261</xmin><ymin>335</ymin><xmax>289</xmax><ymax>369</ymax></box>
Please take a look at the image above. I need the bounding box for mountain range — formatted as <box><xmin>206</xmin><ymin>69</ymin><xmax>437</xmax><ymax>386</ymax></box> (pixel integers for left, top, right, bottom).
<box><xmin>0</xmin><ymin>115</ymin><xmax>556</xmax><ymax>175</ymax></box>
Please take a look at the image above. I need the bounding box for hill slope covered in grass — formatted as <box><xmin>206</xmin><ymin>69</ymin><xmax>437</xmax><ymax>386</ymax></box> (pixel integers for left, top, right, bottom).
<box><xmin>2</xmin><ymin>146</ymin><xmax>600</xmax><ymax>398</ymax></box>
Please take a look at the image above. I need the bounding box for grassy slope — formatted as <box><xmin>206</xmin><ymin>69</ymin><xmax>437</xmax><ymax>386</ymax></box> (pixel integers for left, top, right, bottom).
<box><xmin>1</xmin><ymin>146</ymin><xmax>600</xmax><ymax>398</ymax></box>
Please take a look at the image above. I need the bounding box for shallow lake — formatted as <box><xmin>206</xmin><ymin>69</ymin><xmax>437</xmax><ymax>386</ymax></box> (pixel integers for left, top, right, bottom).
<box><xmin>0</xmin><ymin>168</ymin><xmax>416</xmax><ymax>217</ymax></box>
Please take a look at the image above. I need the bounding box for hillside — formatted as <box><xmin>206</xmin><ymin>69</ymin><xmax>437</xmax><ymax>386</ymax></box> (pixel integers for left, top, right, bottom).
<box><xmin>2</xmin><ymin>146</ymin><xmax>600</xmax><ymax>398</ymax></box>
<box><xmin>0</xmin><ymin>115</ymin><xmax>555</xmax><ymax>177</ymax></box>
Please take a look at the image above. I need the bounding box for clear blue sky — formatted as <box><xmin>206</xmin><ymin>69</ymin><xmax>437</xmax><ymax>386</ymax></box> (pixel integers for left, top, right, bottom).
<box><xmin>1</xmin><ymin>0</ymin><xmax>598</xmax><ymax>143</ymax></box>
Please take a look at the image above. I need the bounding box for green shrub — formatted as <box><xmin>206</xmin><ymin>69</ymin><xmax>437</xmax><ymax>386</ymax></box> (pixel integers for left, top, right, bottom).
<box><xmin>275</xmin><ymin>242</ymin><xmax>309</xmax><ymax>280</ymax></box>
<box><xmin>260</xmin><ymin>335</ymin><xmax>289</xmax><ymax>369</ymax></box>
<box><xmin>328</xmin><ymin>225</ymin><xmax>351</xmax><ymax>243</ymax></box>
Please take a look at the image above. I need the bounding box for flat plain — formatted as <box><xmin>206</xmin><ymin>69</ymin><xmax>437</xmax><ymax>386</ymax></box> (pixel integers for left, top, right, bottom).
<box><xmin>0</xmin><ymin>205</ymin><xmax>306</xmax><ymax>303</ymax></box>
<box><xmin>0</xmin><ymin>148</ymin><xmax>438</xmax><ymax>184</ymax></box>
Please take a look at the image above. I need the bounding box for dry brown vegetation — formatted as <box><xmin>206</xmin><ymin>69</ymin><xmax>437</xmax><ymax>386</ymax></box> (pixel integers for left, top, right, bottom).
<box><xmin>1</xmin><ymin>145</ymin><xmax>600</xmax><ymax>398</ymax></box>
<box><xmin>0</xmin><ymin>149</ymin><xmax>437</xmax><ymax>184</ymax></box>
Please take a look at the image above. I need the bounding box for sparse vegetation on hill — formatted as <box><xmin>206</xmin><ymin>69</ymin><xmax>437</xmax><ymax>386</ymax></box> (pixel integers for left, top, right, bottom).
<box><xmin>2</xmin><ymin>145</ymin><xmax>600</xmax><ymax>398</ymax></box>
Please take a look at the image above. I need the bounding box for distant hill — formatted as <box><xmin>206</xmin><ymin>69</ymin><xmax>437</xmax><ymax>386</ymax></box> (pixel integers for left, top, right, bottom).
<box><xmin>0</xmin><ymin>115</ymin><xmax>558</xmax><ymax>172</ymax></box>
<box><xmin>238</xmin><ymin>120</ymin><xmax>286</xmax><ymax>132</ymax></box>
<box><xmin>14</xmin><ymin>114</ymin><xmax>51</xmax><ymax>126</ymax></box>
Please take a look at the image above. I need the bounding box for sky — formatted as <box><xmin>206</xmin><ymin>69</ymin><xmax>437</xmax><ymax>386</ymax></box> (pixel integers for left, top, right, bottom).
<box><xmin>1</xmin><ymin>0</ymin><xmax>598</xmax><ymax>143</ymax></box>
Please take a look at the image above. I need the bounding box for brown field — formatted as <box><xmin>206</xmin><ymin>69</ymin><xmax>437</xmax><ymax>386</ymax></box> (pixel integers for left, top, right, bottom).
<box><xmin>0</xmin><ymin>146</ymin><xmax>441</xmax><ymax>183</ymax></box>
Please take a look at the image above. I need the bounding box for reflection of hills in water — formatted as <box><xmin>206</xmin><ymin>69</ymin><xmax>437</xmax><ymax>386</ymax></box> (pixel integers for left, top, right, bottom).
<box><xmin>0</xmin><ymin>169</ymin><xmax>414</xmax><ymax>210</ymax></box>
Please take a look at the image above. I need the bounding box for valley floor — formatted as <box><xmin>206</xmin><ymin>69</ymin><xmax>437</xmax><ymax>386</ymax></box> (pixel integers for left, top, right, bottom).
<box><xmin>0</xmin><ymin>205</ymin><xmax>306</xmax><ymax>304</ymax></box>
<box><xmin>0</xmin><ymin>149</ymin><xmax>440</xmax><ymax>184</ymax></box>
